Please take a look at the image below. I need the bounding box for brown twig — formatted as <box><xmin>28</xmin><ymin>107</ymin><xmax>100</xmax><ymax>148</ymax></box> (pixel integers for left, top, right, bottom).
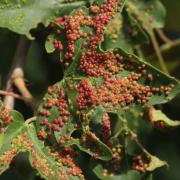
<box><xmin>160</xmin><ymin>38</ymin><xmax>180</xmax><ymax>52</ymax></box>
<box><xmin>4</xmin><ymin>36</ymin><xmax>31</xmax><ymax>109</ymax></box>
<box><xmin>0</xmin><ymin>90</ymin><xmax>24</xmax><ymax>100</ymax></box>
<box><xmin>149</xmin><ymin>31</ymin><xmax>169</xmax><ymax>75</ymax></box>
<box><xmin>11</xmin><ymin>68</ymin><xmax>32</xmax><ymax>101</ymax></box>
<box><xmin>148</xmin><ymin>38</ymin><xmax>180</xmax><ymax>63</ymax></box>
<box><xmin>7</xmin><ymin>36</ymin><xmax>30</xmax><ymax>78</ymax></box>
<box><xmin>3</xmin><ymin>80</ymin><xmax>14</xmax><ymax>109</ymax></box>
<box><xmin>156</xmin><ymin>29</ymin><xmax>173</xmax><ymax>44</ymax></box>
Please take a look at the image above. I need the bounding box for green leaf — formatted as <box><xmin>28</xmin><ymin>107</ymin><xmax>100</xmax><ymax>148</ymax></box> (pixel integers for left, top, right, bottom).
<box><xmin>68</xmin><ymin>48</ymin><xmax>180</xmax><ymax>113</ymax></box>
<box><xmin>89</xmin><ymin>0</ymin><xmax>126</xmax><ymax>6</ymax></box>
<box><xmin>45</xmin><ymin>6</ymin><xmax>96</xmax><ymax>76</ymax></box>
<box><xmin>103</xmin><ymin>13</ymin><xmax>149</xmax><ymax>52</ymax></box>
<box><xmin>0</xmin><ymin>0</ymin><xmax>86</xmax><ymax>39</ymax></box>
<box><xmin>1</xmin><ymin>120</ymin><xmax>85</xmax><ymax>179</ymax></box>
<box><xmin>147</xmin><ymin>155</ymin><xmax>168</xmax><ymax>171</ymax></box>
<box><xmin>117</xmin><ymin>105</ymin><xmax>153</xmax><ymax>137</ymax></box>
<box><xmin>45</xmin><ymin>35</ymin><xmax>56</xmax><ymax>53</ymax></box>
<box><xmin>147</xmin><ymin>106</ymin><xmax>180</xmax><ymax>127</ymax></box>
<box><xmin>35</xmin><ymin>81</ymin><xmax>76</xmax><ymax>141</ymax></box>
<box><xmin>0</xmin><ymin>103</ymin><xmax>25</xmax><ymax>173</ymax></box>
<box><xmin>0</xmin><ymin>100</ymin><xmax>25</xmax><ymax>144</ymax></box>
<box><xmin>39</xmin><ymin>1</ymin><xmax>179</xmax><ymax>178</ymax></box>
<box><xmin>45</xmin><ymin>1</ymin><xmax>126</xmax><ymax>75</ymax></box>
<box><xmin>64</xmin><ymin>134</ymin><xmax>113</xmax><ymax>161</ymax></box>
<box><xmin>26</xmin><ymin>124</ymin><xmax>85</xmax><ymax>180</ymax></box>
<box><xmin>89</xmin><ymin>106</ymin><xmax>106</xmax><ymax>135</ymax></box>
<box><xmin>91</xmin><ymin>159</ymin><xmax>143</xmax><ymax>180</ymax></box>
<box><xmin>35</xmin><ymin>81</ymin><xmax>113</xmax><ymax>161</ymax></box>
<box><xmin>125</xmin><ymin>0</ymin><xmax>166</xmax><ymax>33</ymax></box>
<box><xmin>35</xmin><ymin>46</ymin><xmax>180</xmax><ymax>168</ymax></box>
<box><xmin>89</xmin><ymin>0</ymin><xmax>107</xmax><ymax>5</ymax></box>
<box><xmin>117</xmin><ymin>49</ymin><xmax>180</xmax><ymax>105</ymax></box>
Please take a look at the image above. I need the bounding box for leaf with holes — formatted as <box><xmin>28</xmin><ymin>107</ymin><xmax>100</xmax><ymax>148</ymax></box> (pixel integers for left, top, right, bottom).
<box><xmin>0</xmin><ymin>0</ymin><xmax>86</xmax><ymax>39</ymax></box>
<box><xmin>45</xmin><ymin>1</ymin><xmax>126</xmax><ymax>75</ymax></box>
<box><xmin>35</xmin><ymin>81</ymin><xmax>113</xmax><ymax>161</ymax></box>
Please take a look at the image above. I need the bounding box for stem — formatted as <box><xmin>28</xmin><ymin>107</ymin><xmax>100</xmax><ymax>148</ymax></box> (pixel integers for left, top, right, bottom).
<box><xmin>124</xmin><ymin>135</ymin><xmax>130</xmax><ymax>169</ymax></box>
<box><xmin>117</xmin><ymin>114</ymin><xmax>151</xmax><ymax>157</ymax></box>
<box><xmin>150</xmin><ymin>31</ymin><xmax>169</xmax><ymax>75</ymax></box>
<box><xmin>134</xmin><ymin>138</ymin><xmax>150</xmax><ymax>156</ymax></box>
<box><xmin>156</xmin><ymin>29</ymin><xmax>173</xmax><ymax>44</ymax></box>
<box><xmin>3</xmin><ymin>81</ymin><xmax>14</xmax><ymax>109</ymax></box>
<box><xmin>3</xmin><ymin>96</ymin><xmax>14</xmax><ymax>110</ymax></box>
<box><xmin>148</xmin><ymin>38</ymin><xmax>180</xmax><ymax>62</ymax></box>
<box><xmin>134</xmin><ymin>46</ymin><xmax>145</xmax><ymax>59</ymax></box>
<box><xmin>160</xmin><ymin>38</ymin><xmax>180</xmax><ymax>52</ymax></box>
<box><xmin>128</xmin><ymin>128</ymin><xmax>151</xmax><ymax>157</ymax></box>
<box><xmin>4</xmin><ymin>36</ymin><xmax>31</xmax><ymax>108</ymax></box>
<box><xmin>0</xmin><ymin>90</ymin><xmax>24</xmax><ymax>100</ymax></box>
<box><xmin>7</xmin><ymin>36</ymin><xmax>30</xmax><ymax>77</ymax></box>
<box><xmin>12</xmin><ymin>68</ymin><xmax>32</xmax><ymax>101</ymax></box>
<box><xmin>25</xmin><ymin>117</ymin><xmax>37</xmax><ymax>125</ymax></box>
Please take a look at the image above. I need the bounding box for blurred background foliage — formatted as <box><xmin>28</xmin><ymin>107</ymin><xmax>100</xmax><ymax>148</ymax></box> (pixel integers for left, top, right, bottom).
<box><xmin>0</xmin><ymin>0</ymin><xmax>180</xmax><ymax>179</ymax></box>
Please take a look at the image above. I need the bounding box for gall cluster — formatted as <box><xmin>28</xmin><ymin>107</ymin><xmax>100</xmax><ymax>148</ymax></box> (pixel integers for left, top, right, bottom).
<box><xmin>47</xmin><ymin>0</ymin><xmax>123</xmax><ymax>68</ymax></box>
<box><xmin>132</xmin><ymin>155</ymin><xmax>149</xmax><ymax>173</ymax></box>
<box><xmin>37</xmin><ymin>0</ymin><xmax>176</xmax><ymax>177</ymax></box>
<box><xmin>0</xmin><ymin>105</ymin><xmax>14</xmax><ymax>133</ymax></box>
<box><xmin>38</xmin><ymin>86</ymin><xmax>71</xmax><ymax>141</ymax></box>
